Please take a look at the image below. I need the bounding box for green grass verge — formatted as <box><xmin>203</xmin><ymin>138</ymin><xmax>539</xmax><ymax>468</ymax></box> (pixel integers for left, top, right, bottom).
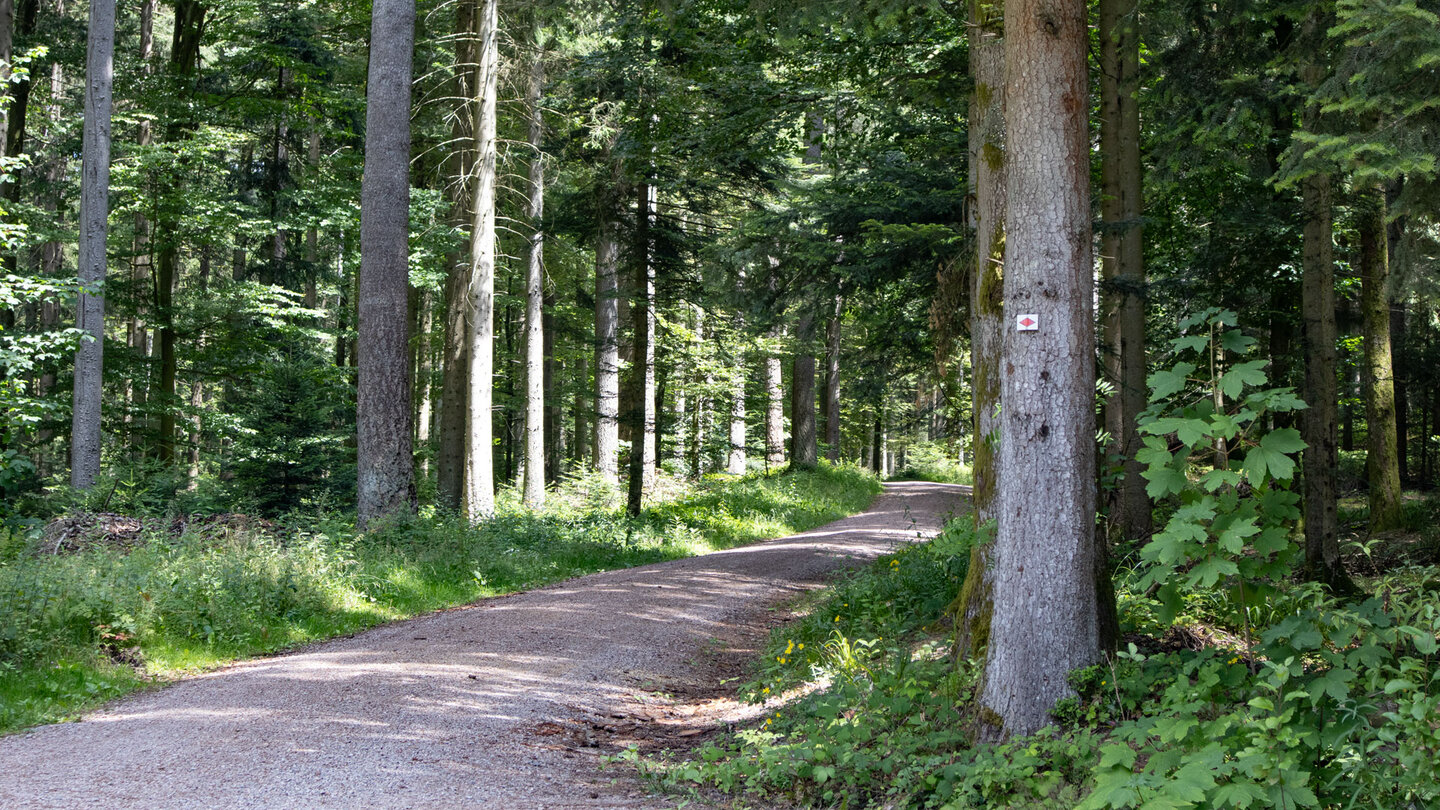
<box><xmin>0</xmin><ymin>463</ymin><xmax>880</xmax><ymax>734</ymax></box>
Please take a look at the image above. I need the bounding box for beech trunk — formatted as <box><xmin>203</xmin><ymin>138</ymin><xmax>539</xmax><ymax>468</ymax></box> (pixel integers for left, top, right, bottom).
<box><xmin>70</xmin><ymin>0</ymin><xmax>116</xmax><ymax>489</ymax></box>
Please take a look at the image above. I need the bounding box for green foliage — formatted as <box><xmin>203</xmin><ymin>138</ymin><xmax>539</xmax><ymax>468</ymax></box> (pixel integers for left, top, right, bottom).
<box><xmin>0</xmin><ymin>465</ymin><xmax>877</xmax><ymax>733</ymax></box>
<box><xmin>642</xmin><ymin>517</ymin><xmax>986</xmax><ymax>808</ymax></box>
<box><xmin>890</xmin><ymin>440</ymin><xmax>972</xmax><ymax>486</ymax></box>
<box><xmin>1134</xmin><ymin>309</ymin><xmax>1308</xmax><ymax>624</ymax></box>
<box><xmin>229</xmin><ymin>357</ymin><xmax>355</xmax><ymax>514</ymax></box>
<box><xmin>1084</xmin><ymin>579</ymin><xmax>1440</xmax><ymax>810</ymax></box>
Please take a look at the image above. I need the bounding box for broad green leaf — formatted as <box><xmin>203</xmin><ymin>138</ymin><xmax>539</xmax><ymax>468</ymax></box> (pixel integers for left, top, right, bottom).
<box><xmin>1190</xmin><ymin>558</ymin><xmax>1241</xmax><ymax>587</ymax></box>
<box><xmin>1172</xmin><ymin>334</ymin><xmax>1210</xmax><ymax>354</ymax></box>
<box><xmin>1219</xmin><ymin>329</ymin><xmax>1257</xmax><ymax>354</ymax></box>
<box><xmin>1212</xmin><ymin>782</ymin><xmax>1265</xmax><ymax>809</ymax></box>
<box><xmin>1218</xmin><ymin>360</ymin><xmax>1268</xmax><ymax>399</ymax></box>
<box><xmin>1146</xmin><ymin>467</ymin><xmax>1189</xmax><ymax>499</ymax></box>
<box><xmin>1216</xmin><ymin>517</ymin><xmax>1260</xmax><ymax>553</ymax></box>
<box><xmin>1149</xmin><ymin>362</ymin><xmax>1197</xmax><ymax>400</ymax></box>
<box><xmin>1098</xmin><ymin>743</ymin><xmax>1137</xmax><ymax>770</ymax></box>
<box><xmin>1259</xmin><ymin>428</ymin><xmax>1306</xmax><ymax>454</ymax></box>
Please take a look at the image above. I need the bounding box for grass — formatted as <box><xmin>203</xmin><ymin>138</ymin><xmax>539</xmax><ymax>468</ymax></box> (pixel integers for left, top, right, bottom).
<box><xmin>0</xmin><ymin>462</ymin><xmax>881</xmax><ymax>734</ymax></box>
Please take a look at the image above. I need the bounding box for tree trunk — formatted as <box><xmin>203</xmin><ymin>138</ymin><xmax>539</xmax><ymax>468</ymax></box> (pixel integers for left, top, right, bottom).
<box><xmin>824</xmin><ymin>296</ymin><xmax>841</xmax><ymax>462</ymax></box>
<box><xmin>462</xmin><ymin>0</ymin><xmax>498</xmax><ymax>520</ymax></box>
<box><xmin>155</xmin><ymin>243</ymin><xmax>178</xmax><ymax>462</ymax></box>
<box><xmin>1360</xmin><ymin>187</ymin><xmax>1402</xmax><ymax>533</ymax></box>
<box><xmin>186</xmin><ymin>249</ymin><xmax>210</xmax><ymax>489</ymax></box>
<box><xmin>356</xmin><ymin>0</ymin><xmax>417</xmax><ymax>526</ymax></box>
<box><xmin>626</xmin><ymin>181</ymin><xmax>657</xmax><ymax>516</ymax></box>
<box><xmin>69</xmin><ymin>0</ymin><xmax>115</xmax><ymax>490</ymax></box>
<box><xmin>1099</xmin><ymin>0</ymin><xmax>1150</xmax><ymax>544</ymax></box>
<box><xmin>127</xmin><ymin>0</ymin><xmax>155</xmax><ymax>449</ymax></box>
<box><xmin>544</xmin><ymin>302</ymin><xmax>562</xmax><ymax>482</ymax></box>
<box><xmin>572</xmin><ymin>354</ymin><xmax>587</xmax><ymax>466</ymax></box>
<box><xmin>305</xmin><ymin>131</ymin><xmax>320</xmax><ymax>308</ymax></box>
<box><xmin>764</xmin><ymin>327</ymin><xmax>785</xmax><ymax>467</ymax></box>
<box><xmin>981</xmin><ymin>0</ymin><xmax>1100</xmax><ymax>738</ymax></box>
<box><xmin>435</xmin><ymin>0</ymin><xmax>476</xmax><ymax>511</ymax></box>
<box><xmin>522</xmin><ymin>36</ymin><xmax>546</xmax><ymax>509</ymax></box>
<box><xmin>956</xmin><ymin>0</ymin><xmax>1003</xmax><ymax>661</ymax></box>
<box><xmin>593</xmin><ymin>162</ymin><xmax>623</xmax><ymax>483</ymax></box>
<box><xmin>727</xmin><ymin>358</ymin><xmax>747</xmax><ymax>475</ymax></box>
<box><xmin>413</xmin><ymin>287</ymin><xmax>433</xmax><ymax>476</ymax></box>
<box><xmin>1299</xmin><ymin>169</ymin><xmax>1353</xmax><ymax>590</ymax></box>
<box><xmin>790</xmin><ymin>312</ymin><xmax>818</xmax><ymax>469</ymax></box>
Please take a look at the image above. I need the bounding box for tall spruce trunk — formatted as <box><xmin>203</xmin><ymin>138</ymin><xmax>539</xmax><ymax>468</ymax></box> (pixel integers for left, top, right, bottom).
<box><xmin>1299</xmin><ymin>170</ymin><xmax>1352</xmax><ymax>590</ymax></box>
<box><xmin>435</xmin><ymin>0</ymin><xmax>476</xmax><ymax>510</ymax></box>
<box><xmin>1099</xmin><ymin>0</ymin><xmax>1149</xmax><ymax>544</ymax></box>
<box><xmin>593</xmin><ymin>175</ymin><xmax>622</xmax><ymax>482</ymax></box>
<box><xmin>764</xmin><ymin>326</ymin><xmax>785</xmax><ymax>467</ymax></box>
<box><xmin>955</xmin><ymin>0</ymin><xmax>1004</xmax><ymax>660</ymax></box>
<box><xmin>127</xmin><ymin>0</ymin><xmax>155</xmax><ymax>447</ymax></box>
<box><xmin>626</xmin><ymin>181</ymin><xmax>657</xmax><ymax>515</ymax></box>
<box><xmin>462</xmin><ymin>0</ymin><xmax>499</xmax><ymax>519</ymax></box>
<box><xmin>69</xmin><ymin>0</ymin><xmax>115</xmax><ymax>489</ymax></box>
<box><xmin>980</xmin><ymin>0</ymin><xmax>1101</xmax><ymax>738</ymax></box>
<box><xmin>1360</xmin><ymin>187</ymin><xmax>1402</xmax><ymax>533</ymax></box>
<box><xmin>521</xmin><ymin>37</ymin><xmax>546</xmax><ymax>509</ymax></box>
<box><xmin>824</xmin><ymin>296</ymin><xmax>841</xmax><ymax>461</ymax></box>
<box><xmin>355</xmin><ymin>0</ymin><xmax>417</xmax><ymax>526</ymax></box>
<box><xmin>790</xmin><ymin>312</ymin><xmax>818</xmax><ymax>469</ymax></box>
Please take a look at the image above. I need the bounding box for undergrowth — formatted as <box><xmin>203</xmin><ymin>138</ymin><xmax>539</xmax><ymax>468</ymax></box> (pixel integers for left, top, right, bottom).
<box><xmin>0</xmin><ymin>462</ymin><xmax>880</xmax><ymax>734</ymax></box>
<box><xmin>644</xmin><ymin>520</ymin><xmax>1440</xmax><ymax>809</ymax></box>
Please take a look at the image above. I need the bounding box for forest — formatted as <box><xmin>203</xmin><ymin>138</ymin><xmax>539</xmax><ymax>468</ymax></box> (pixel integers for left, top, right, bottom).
<box><xmin>1</xmin><ymin>0</ymin><xmax>1439</xmax><ymax>805</ymax></box>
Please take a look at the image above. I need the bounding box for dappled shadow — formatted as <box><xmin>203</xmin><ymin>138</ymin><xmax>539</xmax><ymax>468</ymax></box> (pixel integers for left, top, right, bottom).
<box><xmin>0</xmin><ymin>482</ymin><xmax>968</xmax><ymax>810</ymax></box>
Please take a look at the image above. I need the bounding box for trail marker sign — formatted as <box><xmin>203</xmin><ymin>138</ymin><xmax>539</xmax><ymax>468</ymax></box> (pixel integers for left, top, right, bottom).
<box><xmin>1016</xmin><ymin>314</ymin><xmax>1039</xmax><ymax>331</ymax></box>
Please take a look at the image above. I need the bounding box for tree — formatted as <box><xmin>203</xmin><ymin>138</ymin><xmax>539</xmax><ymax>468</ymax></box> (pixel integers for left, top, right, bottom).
<box><xmin>463</xmin><ymin>0</ymin><xmax>498</xmax><ymax>520</ymax></box>
<box><xmin>1295</xmin><ymin>11</ymin><xmax>1354</xmax><ymax>592</ymax></box>
<box><xmin>435</xmin><ymin>0</ymin><xmax>476</xmax><ymax>512</ymax></box>
<box><xmin>1099</xmin><ymin>0</ymin><xmax>1150</xmax><ymax>545</ymax></box>
<box><xmin>522</xmin><ymin>25</ymin><xmax>546</xmax><ymax>510</ymax></box>
<box><xmin>955</xmin><ymin>0</ymin><xmax>1003</xmax><ymax>660</ymax></box>
<box><xmin>356</xmin><ymin>0</ymin><xmax>416</xmax><ymax>526</ymax></box>
<box><xmin>593</xmin><ymin>167</ymin><xmax>622</xmax><ymax>483</ymax></box>
<box><xmin>981</xmin><ymin>0</ymin><xmax>1101</xmax><ymax>737</ymax></box>
<box><xmin>69</xmin><ymin>0</ymin><xmax>115</xmax><ymax>490</ymax></box>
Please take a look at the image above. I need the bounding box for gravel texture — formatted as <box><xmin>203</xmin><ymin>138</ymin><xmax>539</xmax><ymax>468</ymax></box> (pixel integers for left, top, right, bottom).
<box><xmin>0</xmin><ymin>481</ymin><xmax>967</xmax><ymax>809</ymax></box>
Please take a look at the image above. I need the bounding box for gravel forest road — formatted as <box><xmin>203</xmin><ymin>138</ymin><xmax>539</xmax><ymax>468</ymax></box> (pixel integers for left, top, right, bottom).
<box><xmin>0</xmin><ymin>480</ymin><xmax>967</xmax><ymax>809</ymax></box>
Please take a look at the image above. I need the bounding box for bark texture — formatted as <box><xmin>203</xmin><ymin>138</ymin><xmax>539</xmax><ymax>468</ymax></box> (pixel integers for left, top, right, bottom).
<box><xmin>1360</xmin><ymin>188</ymin><xmax>1401</xmax><ymax>533</ymax></box>
<box><xmin>980</xmin><ymin>0</ymin><xmax>1100</xmax><ymax>738</ymax></box>
<box><xmin>1299</xmin><ymin>170</ymin><xmax>1352</xmax><ymax>591</ymax></box>
<box><xmin>1099</xmin><ymin>0</ymin><xmax>1150</xmax><ymax>544</ymax></box>
<box><xmin>824</xmin><ymin>297</ymin><xmax>841</xmax><ymax>462</ymax></box>
<box><xmin>435</xmin><ymin>0</ymin><xmax>476</xmax><ymax>511</ymax></box>
<box><xmin>464</xmin><ymin>0</ymin><xmax>499</xmax><ymax>520</ymax></box>
<box><xmin>956</xmin><ymin>0</ymin><xmax>1003</xmax><ymax>660</ymax></box>
<box><xmin>764</xmin><ymin>328</ymin><xmax>785</xmax><ymax>466</ymax></box>
<box><xmin>593</xmin><ymin>190</ymin><xmax>621</xmax><ymax>482</ymax></box>
<box><xmin>626</xmin><ymin>182</ymin><xmax>657</xmax><ymax>516</ymax></box>
<box><xmin>522</xmin><ymin>38</ymin><xmax>546</xmax><ymax>509</ymax></box>
<box><xmin>790</xmin><ymin>312</ymin><xmax>818</xmax><ymax>469</ymax></box>
<box><xmin>356</xmin><ymin>0</ymin><xmax>416</xmax><ymax>526</ymax></box>
<box><xmin>69</xmin><ymin>0</ymin><xmax>116</xmax><ymax>489</ymax></box>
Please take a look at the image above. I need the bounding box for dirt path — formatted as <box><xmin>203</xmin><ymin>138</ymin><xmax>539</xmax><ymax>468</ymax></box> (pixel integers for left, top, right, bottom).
<box><xmin>0</xmin><ymin>481</ymin><xmax>967</xmax><ymax>809</ymax></box>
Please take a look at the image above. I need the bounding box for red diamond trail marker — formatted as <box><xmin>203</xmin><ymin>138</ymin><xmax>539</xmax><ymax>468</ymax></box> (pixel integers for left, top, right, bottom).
<box><xmin>1016</xmin><ymin>314</ymin><xmax>1038</xmax><ymax>331</ymax></box>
